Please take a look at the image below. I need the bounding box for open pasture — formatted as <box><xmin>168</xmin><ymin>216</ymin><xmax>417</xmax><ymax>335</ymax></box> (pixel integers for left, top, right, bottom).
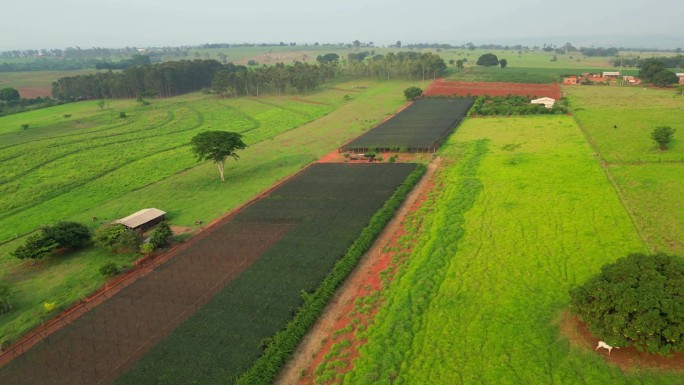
<box><xmin>424</xmin><ymin>78</ymin><xmax>562</xmax><ymax>99</ymax></box>
<box><xmin>340</xmin><ymin>98</ymin><xmax>473</xmax><ymax>153</ymax></box>
<box><xmin>341</xmin><ymin>116</ymin><xmax>682</xmax><ymax>384</ymax></box>
<box><xmin>0</xmin><ymin>80</ymin><xmax>422</xmax><ymax>348</ymax></box>
<box><xmin>566</xmin><ymin>85</ymin><xmax>684</xmax><ymax>255</ymax></box>
<box><xmin>0</xmin><ymin>70</ymin><xmax>104</xmax><ymax>98</ymax></box>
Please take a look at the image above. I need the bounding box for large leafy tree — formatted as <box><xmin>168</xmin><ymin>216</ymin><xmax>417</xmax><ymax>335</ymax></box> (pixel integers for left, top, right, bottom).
<box><xmin>190</xmin><ymin>131</ymin><xmax>246</xmax><ymax>182</ymax></box>
<box><xmin>11</xmin><ymin>221</ymin><xmax>90</xmax><ymax>260</ymax></box>
<box><xmin>476</xmin><ymin>53</ymin><xmax>499</xmax><ymax>67</ymax></box>
<box><xmin>569</xmin><ymin>253</ymin><xmax>684</xmax><ymax>355</ymax></box>
<box><xmin>0</xmin><ymin>87</ymin><xmax>20</xmax><ymax>102</ymax></box>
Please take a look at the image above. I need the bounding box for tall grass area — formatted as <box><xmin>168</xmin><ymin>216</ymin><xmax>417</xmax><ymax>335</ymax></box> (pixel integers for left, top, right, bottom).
<box><xmin>343</xmin><ymin>116</ymin><xmax>682</xmax><ymax>384</ymax></box>
<box><xmin>0</xmin><ymin>80</ymin><xmax>427</xmax><ymax>347</ymax></box>
<box><xmin>567</xmin><ymin>85</ymin><xmax>684</xmax><ymax>255</ymax></box>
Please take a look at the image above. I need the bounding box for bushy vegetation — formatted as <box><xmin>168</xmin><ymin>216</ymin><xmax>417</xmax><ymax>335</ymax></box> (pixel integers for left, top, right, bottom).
<box><xmin>469</xmin><ymin>95</ymin><xmax>569</xmax><ymax>116</ymax></box>
<box><xmin>570</xmin><ymin>253</ymin><xmax>684</xmax><ymax>355</ymax></box>
<box><xmin>651</xmin><ymin>126</ymin><xmax>676</xmax><ymax>150</ymax></box>
<box><xmin>93</xmin><ymin>224</ymin><xmax>139</xmax><ymax>253</ymax></box>
<box><xmin>149</xmin><ymin>222</ymin><xmax>173</xmax><ymax>248</ymax></box>
<box><xmin>10</xmin><ymin>221</ymin><xmax>90</xmax><ymax>260</ymax></box>
<box><xmin>403</xmin><ymin>86</ymin><xmax>422</xmax><ymax>101</ymax></box>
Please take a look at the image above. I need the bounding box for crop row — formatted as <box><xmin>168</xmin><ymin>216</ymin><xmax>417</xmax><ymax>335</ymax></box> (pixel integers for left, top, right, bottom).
<box><xmin>340</xmin><ymin>98</ymin><xmax>474</xmax><ymax>153</ymax></box>
<box><xmin>116</xmin><ymin>163</ymin><xmax>422</xmax><ymax>385</ymax></box>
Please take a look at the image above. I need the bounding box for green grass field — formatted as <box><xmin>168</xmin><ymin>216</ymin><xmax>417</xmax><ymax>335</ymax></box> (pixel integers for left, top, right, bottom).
<box><xmin>342</xmin><ymin>116</ymin><xmax>683</xmax><ymax>384</ymax></box>
<box><xmin>0</xmin><ymin>79</ymin><xmax>428</xmax><ymax>347</ymax></box>
<box><xmin>566</xmin><ymin>85</ymin><xmax>684</xmax><ymax>255</ymax></box>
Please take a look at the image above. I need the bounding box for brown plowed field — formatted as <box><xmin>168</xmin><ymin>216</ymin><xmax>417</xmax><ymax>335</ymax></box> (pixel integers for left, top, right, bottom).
<box><xmin>0</xmin><ymin>220</ymin><xmax>295</xmax><ymax>385</ymax></box>
<box><xmin>424</xmin><ymin>78</ymin><xmax>561</xmax><ymax>99</ymax></box>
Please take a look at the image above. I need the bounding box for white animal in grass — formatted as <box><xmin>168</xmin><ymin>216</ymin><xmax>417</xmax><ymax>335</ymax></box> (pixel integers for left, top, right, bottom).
<box><xmin>595</xmin><ymin>340</ymin><xmax>619</xmax><ymax>355</ymax></box>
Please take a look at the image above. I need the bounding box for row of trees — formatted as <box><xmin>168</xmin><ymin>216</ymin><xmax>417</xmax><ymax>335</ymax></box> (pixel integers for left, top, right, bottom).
<box><xmin>211</xmin><ymin>62</ymin><xmax>334</xmax><ymax>97</ymax></box>
<box><xmin>337</xmin><ymin>51</ymin><xmax>447</xmax><ymax>80</ymax></box>
<box><xmin>52</xmin><ymin>59</ymin><xmax>223</xmax><ymax>100</ymax></box>
<box><xmin>613</xmin><ymin>54</ymin><xmax>684</xmax><ymax>69</ymax></box>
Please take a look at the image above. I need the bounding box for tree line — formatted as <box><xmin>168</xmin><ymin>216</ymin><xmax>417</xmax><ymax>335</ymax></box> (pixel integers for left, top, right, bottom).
<box><xmin>52</xmin><ymin>51</ymin><xmax>448</xmax><ymax>100</ymax></box>
<box><xmin>612</xmin><ymin>54</ymin><xmax>684</xmax><ymax>69</ymax></box>
<box><xmin>52</xmin><ymin>59</ymin><xmax>223</xmax><ymax>99</ymax></box>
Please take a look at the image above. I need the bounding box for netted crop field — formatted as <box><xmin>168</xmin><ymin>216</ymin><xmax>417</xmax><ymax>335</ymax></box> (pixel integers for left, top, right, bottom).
<box><xmin>340</xmin><ymin>98</ymin><xmax>474</xmax><ymax>153</ymax></box>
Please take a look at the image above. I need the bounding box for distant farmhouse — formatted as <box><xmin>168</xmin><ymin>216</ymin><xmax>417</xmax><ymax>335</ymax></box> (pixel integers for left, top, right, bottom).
<box><xmin>531</xmin><ymin>97</ymin><xmax>555</xmax><ymax>109</ymax></box>
<box><xmin>115</xmin><ymin>208</ymin><xmax>166</xmax><ymax>232</ymax></box>
<box><xmin>562</xmin><ymin>71</ymin><xmax>643</xmax><ymax>86</ymax></box>
<box><xmin>677</xmin><ymin>73</ymin><xmax>684</xmax><ymax>85</ymax></box>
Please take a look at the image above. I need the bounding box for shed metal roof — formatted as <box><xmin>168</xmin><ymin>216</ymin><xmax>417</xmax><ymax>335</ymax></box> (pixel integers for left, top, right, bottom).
<box><xmin>115</xmin><ymin>208</ymin><xmax>166</xmax><ymax>229</ymax></box>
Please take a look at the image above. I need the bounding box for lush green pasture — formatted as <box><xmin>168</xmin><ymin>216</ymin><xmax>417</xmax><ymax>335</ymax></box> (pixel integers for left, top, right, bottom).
<box><xmin>567</xmin><ymin>85</ymin><xmax>684</xmax><ymax>255</ymax></box>
<box><xmin>609</xmin><ymin>164</ymin><xmax>684</xmax><ymax>254</ymax></box>
<box><xmin>566</xmin><ymin>86</ymin><xmax>684</xmax><ymax>163</ymax></box>
<box><xmin>343</xmin><ymin>116</ymin><xmax>680</xmax><ymax>384</ymax></box>
<box><xmin>0</xmin><ymin>80</ymin><xmax>426</xmax><ymax>347</ymax></box>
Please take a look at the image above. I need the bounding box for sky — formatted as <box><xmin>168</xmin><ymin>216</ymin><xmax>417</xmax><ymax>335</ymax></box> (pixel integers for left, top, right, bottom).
<box><xmin>2</xmin><ymin>0</ymin><xmax>683</xmax><ymax>50</ymax></box>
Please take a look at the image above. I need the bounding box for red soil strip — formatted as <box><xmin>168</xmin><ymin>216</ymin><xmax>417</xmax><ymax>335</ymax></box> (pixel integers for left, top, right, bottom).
<box><xmin>275</xmin><ymin>159</ymin><xmax>440</xmax><ymax>385</ymax></box>
<box><xmin>559</xmin><ymin>311</ymin><xmax>684</xmax><ymax>372</ymax></box>
<box><xmin>424</xmin><ymin>78</ymin><xmax>561</xmax><ymax>100</ymax></box>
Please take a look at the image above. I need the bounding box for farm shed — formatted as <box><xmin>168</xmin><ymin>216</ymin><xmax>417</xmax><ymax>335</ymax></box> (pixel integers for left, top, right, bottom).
<box><xmin>115</xmin><ymin>208</ymin><xmax>166</xmax><ymax>232</ymax></box>
<box><xmin>677</xmin><ymin>73</ymin><xmax>684</xmax><ymax>85</ymax></box>
<box><xmin>602</xmin><ymin>71</ymin><xmax>620</xmax><ymax>78</ymax></box>
<box><xmin>562</xmin><ymin>76</ymin><xmax>577</xmax><ymax>85</ymax></box>
<box><xmin>530</xmin><ymin>97</ymin><xmax>555</xmax><ymax>109</ymax></box>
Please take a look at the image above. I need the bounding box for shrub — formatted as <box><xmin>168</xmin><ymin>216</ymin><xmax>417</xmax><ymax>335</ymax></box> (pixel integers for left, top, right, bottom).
<box><xmin>150</xmin><ymin>222</ymin><xmax>173</xmax><ymax>248</ymax></box>
<box><xmin>0</xmin><ymin>281</ymin><xmax>12</xmax><ymax>315</ymax></box>
<box><xmin>119</xmin><ymin>112</ymin><xmax>127</xmax><ymax>118</ymax></box>
<box><xmin>21</xmin><ymin>123</ymin><xmax>29</xmax><ymax>129</ymax></box>
<box><xmin>43</xmin><ymin>302</ymin><xmax>57</xmax><ymax>313</ymax></box>
<box><xmin>94</xmin><ymin>224</ymin><xmax>139</xmax><ymax>252</ymax></box>
<box><xmin>569</xmin><ymin>253</ymin><xmax>684</xmax><ymax>354</ymax></box>
<box><xmin>139</xmin><ymin>242</ymin><xmax>155</xmax><ymax>255</ymax></box>
<box><xmin>651</xmin><ymin>126</ymin><xmax>676</xmax><ymax>150</ymax></box>
<box><xmin>11</xmin><ymin>233</ymin><xmax>59</xmax><ymax>260</ymax></box>
<box><xmin>403</xmin><ymin>86</ymin><xmax>423</xmax><ymax>101</ymax></box>
<box><xmin>99</xmin><ymin>262</ymin><xmax>120</xmax><ymax>277</ymax></box>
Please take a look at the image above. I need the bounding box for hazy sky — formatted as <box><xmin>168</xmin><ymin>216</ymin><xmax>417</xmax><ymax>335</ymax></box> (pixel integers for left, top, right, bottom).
<box><xmin>2</xmin><ymin>0</ymin><xmax>683</xmax><ymax>50</ymax></box>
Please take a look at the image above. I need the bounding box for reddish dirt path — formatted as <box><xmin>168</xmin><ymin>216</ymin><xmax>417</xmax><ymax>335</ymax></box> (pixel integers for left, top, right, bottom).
<box><xmin>275</xmin><ymin>158</ymin><xmax>440</xmax><ymax>385</ymax></box>
<box><xmin>559</xmin><ymin>312</ymin><xmax>684</xmax><ymax>372</ymax></box>
<box><xmin>424</xmin><ymin>78</ymin><xmax>562</xmax><ymax>99</ymax></box>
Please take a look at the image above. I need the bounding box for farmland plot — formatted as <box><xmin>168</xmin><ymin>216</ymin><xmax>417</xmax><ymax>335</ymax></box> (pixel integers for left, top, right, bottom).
<box><xmin>0</xmin><ymin>163</ymin><xmax>421</xmax><ymax>385</ymax></box>
<box><xmin>423</xmin><ymin>78</ymin><xmax>562</xmax><ymax>99</ymax></box>
<box><xmin>341</xmin><ymin>99</ymin><xmax>473</xmax><ymax>153</ymax></box>
<box><xmin>343</xmin><ymin>117</ymin><xmax>681</xmax><ymax>384</ymax></box>
<box><xmin>117</xmin><ymin>163</ymin><xmax>421</xmax><ymax>385</ymax></box>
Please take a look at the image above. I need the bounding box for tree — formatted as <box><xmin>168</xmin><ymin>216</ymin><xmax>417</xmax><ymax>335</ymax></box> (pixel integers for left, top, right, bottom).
<box><xmin>499</xmin><ymin>58</ymin><xmax>508</xmax><ymax>68</ymax></box>
<box><xmin>190</xmin><ymin>131</ymin><xmax>246</xmax><ymax>182</ymax></box>
<box><xmin>0</xmin><ymin>87</ymin><xmax>20</xmax><ymax>102</ymax></box>
<box><xmin>651</xmin><ymin>70</ymin><xmax>679</xmax><ymax>87</ymax></box>
<box><xmin>455</xmin><ymin>59</ymin><xmax>465</xmax><ymax>70</ymax></box>
<box><xmin>569</xmin><ymin>253</ymin><xmax>684</xmax><ymax>354</ymax></box>
<box><xmin>42</xmin><ymin>221</ymin><xmax>91</xmax><ymax>249</ymax></box>
<box><xmin>11</xmin><ymin>233</ymin><xmax>59</xmax><ymax>260</ymax></box>
<box><xmin>651</xmin><ymin>126</ymin><xmax>676</xmax><ymax>150</ymax></box>
<box><xmin>403</xmin><ymin>86</ymin><xmax>423</xmax><ymax>101</ymax></box>
<box><xmin>94</xmin><ymin>224</ymin><xmax>139</xmax><ymax>252</ymax></box>
<box><xmin>639</xmin><ymin>59</ymin><xmax>667</xmax><ymax>82</ymax></box>
<box><xmin>150</xmin><ymin>222</ymin><xmax>173</xmax><ymax>248</ymax></box>
<box><xmin>476</xmin><ymin>53</ymin><xmax>499</xmax><ymax>67</ymax></box>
